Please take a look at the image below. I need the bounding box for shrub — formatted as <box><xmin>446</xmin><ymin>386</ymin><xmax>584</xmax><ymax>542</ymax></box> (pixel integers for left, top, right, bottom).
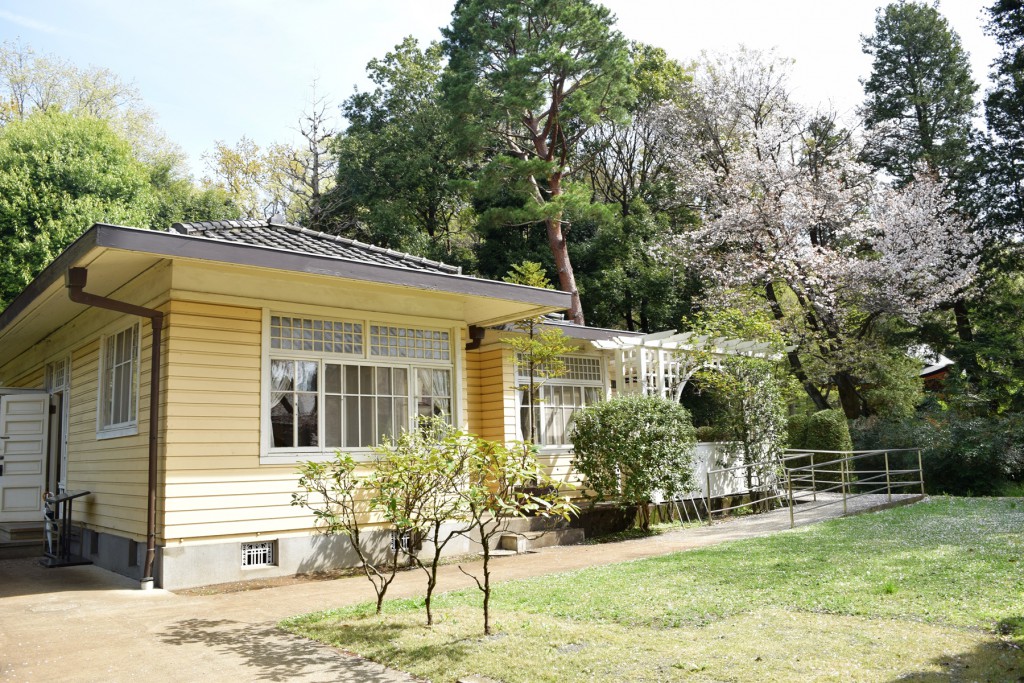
<box><xmin>571</xmin><ymin>394</ymin><xmax>696</xmax><ymax>529</ymax></box>
<box><xmin>851</xmin><ymin>410</ymin><xmax>1024</xmax><ymax>496</ymax></box>
<box><xmin>804</xmin><ymin>409</ymin><xmax>853</xmax><ymax>453</ymax></box>
<box><xmin>787</xmin><ymin>413</ymin><xmax>809</xmax><ymax>450</ymax></box>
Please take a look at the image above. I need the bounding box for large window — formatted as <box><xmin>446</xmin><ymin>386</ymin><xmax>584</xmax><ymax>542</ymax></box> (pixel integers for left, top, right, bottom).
<box><xmin>267</xmin><ymin>314</ymin><xmax>454</xmax><ymax>455</ymax></box>
<box><xmin>98</xmin><ymin>323</ymin><xmax>140</xmax><ymax>437</ymax></box>
<box><xmin>517</xmin><ymin>355</ymin><xmax>604</xmax><ymax>446</ymax></box>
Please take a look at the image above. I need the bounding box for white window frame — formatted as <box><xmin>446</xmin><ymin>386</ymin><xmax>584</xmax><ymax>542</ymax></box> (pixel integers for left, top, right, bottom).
<box><xmin>96</xmin><ymin>322</ymin><xmax>141</xmax><ymax>440</ymax></box>
<box><xmin>260</xmin><ymin>310</ymin><xmax>459</xmax><ymax>464</ymax></box>
<box><xmin>515</xmin><ymin>353</ymin><xmax>607</xmax><ymax>448</ymax></box>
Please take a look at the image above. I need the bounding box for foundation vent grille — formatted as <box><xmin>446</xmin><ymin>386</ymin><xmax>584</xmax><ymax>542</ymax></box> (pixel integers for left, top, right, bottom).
<box><xmin>241</xmin><ymin>541</ymin><xmax>275</xmax><ymax>568</ymax></box>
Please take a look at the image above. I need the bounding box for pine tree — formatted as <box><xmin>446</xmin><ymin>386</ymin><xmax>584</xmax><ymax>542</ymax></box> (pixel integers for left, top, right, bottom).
<box><xmin>441</xmin><ymin>0</ymin><xmax>634</xmax><ymax>325</ymax></box>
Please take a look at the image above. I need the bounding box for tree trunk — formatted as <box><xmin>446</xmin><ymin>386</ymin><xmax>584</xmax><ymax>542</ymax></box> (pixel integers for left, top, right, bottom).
<box><xmin>834</xmin><ymin>371</ymin><xmax>864</xmax><ymax>419</ymax></box>
<box><xmin>765</xmin><ymin>283</ymin><xmax>830</xmax><ymax>410</ymax></box>
<box><xmin>481</xmin><ymin>542</ymin><xmax>492</xmax><ymax>635</ymax></box>
<box><xmin>545</xmin><ymin>173</ymin><xmax>584</xmax><ymax>325</ymax></box>
<box><xmin>545</xmin><ymin>213</ymin><xmax>583</xmax><ymax>325</ymax></box>
<box><xmin>425</xmin><ymin>577</ymin><xmax>435</xmax><ymax>625</ymax></box>
<box><xmin>952</xmin><ymin>298</ymin><xmax>980</xmax><ymax>378</ymax></box>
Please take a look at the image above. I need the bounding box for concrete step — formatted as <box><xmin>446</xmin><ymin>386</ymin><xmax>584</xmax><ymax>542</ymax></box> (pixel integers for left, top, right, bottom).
<box><xmin>0</xmin><ymin>522</ymin><xmax>43</xmax><ymax>543</ymax></box>
<box><xmin>500</xmin><ymin>515</ymin><xmax>576</xmax><ymax>534</ymax></box>
<box><xmin>499</xmin><ymin>527</ymin><xmax>585</xmax><ymax>553</ymax></box>
<box><xmin>0</xmin><ymin>540</ymin><xmax>43</xmax><ymax>560</ymax></box>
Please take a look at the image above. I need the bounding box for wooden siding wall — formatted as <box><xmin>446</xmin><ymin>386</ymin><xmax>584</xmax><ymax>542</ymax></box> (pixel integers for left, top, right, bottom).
<box><xmin>66</xmin><ymin>320</ymin><xmax>162</xmax><ymax>538</ymax></box>
<box><xmin>5</xmin><ymin>326</ymin><xmax>160</xmax><ymax>535</ymax></box>
<box><xmin>0</xmin><ymin>261</ymin><xmax>172</xmax><ymax>540</ymax></box>
<box><xmin>468</xmin><ymin>334</ymin><xmax>599</xmax><ymax>497</ymax></box>
<box><xmin>466</xmin><ymin>341</ymin><xmax>513</xmax><ymax>442</ymax></box>
<box><xmin>160</xmin><ymin>300</ymin><xmax>302</xmax><ymax>541</ymax></box>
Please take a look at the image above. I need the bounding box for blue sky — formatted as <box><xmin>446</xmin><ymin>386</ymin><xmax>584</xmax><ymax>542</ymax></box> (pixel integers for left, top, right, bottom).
<box><xmin>0</xmin><ymin>1</ymin><xmax>998</xmax><ymax>178</ymax></box>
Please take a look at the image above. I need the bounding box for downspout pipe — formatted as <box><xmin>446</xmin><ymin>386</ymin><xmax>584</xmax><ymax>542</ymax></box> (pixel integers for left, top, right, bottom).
<box><xmin>465</xmin><ymin>325</ymin><xmax>485</xmax><ymax>351</ymax></box>
<box><xmin>66</xmin><ymin>267</ymin><xmax>163</xmax><ymax>588</ymax></box>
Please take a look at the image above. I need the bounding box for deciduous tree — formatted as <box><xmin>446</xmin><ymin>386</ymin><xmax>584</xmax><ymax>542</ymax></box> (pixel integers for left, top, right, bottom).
<box><xmin>674</xmin><ymin>121</ymin><xmax>978</xmax><ymax>418</ymax></box>
<box><xmin>0</xmin><ymin>112</ymin><xmax>155</xmax><ymax>308</ymax></box>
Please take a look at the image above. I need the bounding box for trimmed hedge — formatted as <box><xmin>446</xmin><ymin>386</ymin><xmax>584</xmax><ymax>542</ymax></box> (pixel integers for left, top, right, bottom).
<box><xmin>804</xmin><ymin>409</ymin><xmax>853</xmax><ymax>453</ymax></box>
<box><xmin>787</xmin><ymin>414</ymin><xmax>809</xmax><ymax>450</ymax></box>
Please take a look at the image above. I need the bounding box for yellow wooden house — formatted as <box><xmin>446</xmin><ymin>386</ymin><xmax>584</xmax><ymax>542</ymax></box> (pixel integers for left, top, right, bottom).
<box><xmin>0</xmin><ymin>218</ymin><xmax>635</xmax><ymax>589</ymax></box>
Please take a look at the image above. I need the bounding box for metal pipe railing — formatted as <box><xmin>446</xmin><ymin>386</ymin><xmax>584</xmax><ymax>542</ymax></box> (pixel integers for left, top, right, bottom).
<box><xmin>695</xmin><ymin>448</ymin><xmax>924</xmax><ymax>529</ymax></box>
<box><xmin>779</xmin><ymin>448</ymin><xmax>924</xmax><ymax>528</ymax></box>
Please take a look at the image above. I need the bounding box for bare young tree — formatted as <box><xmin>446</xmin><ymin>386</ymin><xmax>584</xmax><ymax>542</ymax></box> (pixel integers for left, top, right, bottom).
<box><xmin>280</xmin><ymin>83</ymin><xmax>345</xmax><ymax>231</ymax></box>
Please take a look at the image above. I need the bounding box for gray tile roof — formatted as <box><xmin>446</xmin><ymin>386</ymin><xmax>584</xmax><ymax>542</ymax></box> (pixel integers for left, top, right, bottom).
<box><xmin>167</xmin><ymin>219</ymin><xmax>461</xmax><ymax>275</ymax></box>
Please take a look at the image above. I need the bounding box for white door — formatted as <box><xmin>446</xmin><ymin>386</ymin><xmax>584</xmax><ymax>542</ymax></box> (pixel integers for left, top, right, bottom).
<box><xmin>0</xmin><ymin>393</ymin><xmax>50</xmax><ymax>523</ymax></box>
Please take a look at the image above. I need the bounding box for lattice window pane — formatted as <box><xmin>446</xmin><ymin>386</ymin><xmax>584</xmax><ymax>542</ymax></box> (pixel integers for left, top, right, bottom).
<box><xmin>46</xmin><ymin>359</ymin><xmax>68</xmax><ymax>392</ymax></box>
<box><xmin>271</xmin><ymin>315</ymin><xmax>363</xmax><ymax>355</ymax></box>
<box><xmin>562</xmin><ymin>356</ymin><xmax>603</xmax><ymax>381</ymax></box>
<box><xmin>100</xmin><ymin>324</ymin><xmax>139</xmax><ymax>430</ymax></box>
<box><xmin>517</xmin><ymin>354</ymin><xmax>603</xmax><ymax>383</ymax></box>
<box><xmin>370</xmin><ymin>325</ymin><xmax>450</xmax><ymax>360</ymax></box>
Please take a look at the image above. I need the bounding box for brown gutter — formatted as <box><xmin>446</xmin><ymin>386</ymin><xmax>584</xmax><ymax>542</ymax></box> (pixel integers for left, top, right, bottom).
<box><xmin>66</xmin><ymin>266</ymin><xmax>163</xmax><ymax>587</ymax></box>
<box><xmin>465</xmin><ymin>325</ymin><xmax>486</xmax><ymax>351</ymax></box>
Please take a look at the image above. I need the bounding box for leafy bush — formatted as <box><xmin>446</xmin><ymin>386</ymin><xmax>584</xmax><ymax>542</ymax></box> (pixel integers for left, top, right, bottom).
<box><xmin>571</xmin><ymin>394</ymin><xmax>696</xmax><ymax>529</ymax></box>
<box><xmin>804</xmin><ymin>409</ymin><xmax>853</xmax><ymax>452</ymax></box>
<box><xmin>787</xmin><ymin>413</ymin><xmax>809</xmax><ymax>450</ymax></box>
<box><xmin>695</xmin><ymin>425</ymin><xmax>721</xmax><ymax>442</ymax></box>
<box><xmin>851</xmin><ymin>410</ymin><xmax>1024</xmax><ymax>495</ymax></box>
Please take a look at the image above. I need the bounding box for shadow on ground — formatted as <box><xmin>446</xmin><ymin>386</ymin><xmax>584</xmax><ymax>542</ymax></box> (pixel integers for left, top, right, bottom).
<box><xmin>888</xmin><ymin>620</ymin><xmax>1024</xmax><ymax>682</ymax></box>
<box><xmin>0</xmin><ymin>558</ymin><xmax>137</xmax><ymax>598</ymax></box>
<box><xmin>159</xmin><ymin>618</ymin><xmax>414</xmax><ymax>682</ymax></box>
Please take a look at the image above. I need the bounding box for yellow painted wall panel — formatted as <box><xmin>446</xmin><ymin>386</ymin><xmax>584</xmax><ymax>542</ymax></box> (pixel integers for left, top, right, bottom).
<box><xmin>60</xmin><ymin>307</ymin><xmax>166</xmax><ymax>539</ymax></box>
<box><xmin>167</xmin><ymin>299</ymin><xmax>262</xmax><ymax>320</ymax></box>
<box><xmin>165</xmin><ymin>351</ymin><xmax>261</xmax><ymax>370</ymax></box>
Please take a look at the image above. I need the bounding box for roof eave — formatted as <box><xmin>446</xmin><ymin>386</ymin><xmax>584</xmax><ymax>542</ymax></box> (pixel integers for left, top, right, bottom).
<box><xmin>0</xmin><ymin>224</ymin><xmax>571</xmax><ymax>335</ymax></box>
<box><xmin>0</xmin><ymin>225</ymin><xmax>100</xmax><ymax>333</ymax></box>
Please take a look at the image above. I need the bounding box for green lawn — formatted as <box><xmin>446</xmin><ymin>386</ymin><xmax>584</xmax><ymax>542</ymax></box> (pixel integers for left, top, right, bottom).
<box><xmin>283</xmin><ymin>497</ymin><xmax>1024</xmax><ymax>682</ymax></box>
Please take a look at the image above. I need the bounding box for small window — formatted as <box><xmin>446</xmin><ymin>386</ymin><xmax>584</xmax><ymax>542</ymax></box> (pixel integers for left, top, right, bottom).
<box><xmin>270</xmin><ymin>315</ymin><xmax>363</xmax><ymax>354</ymax></box>
<box><xmin>99</xmin><ymin>323</ymin><xmax>140</xmax><ymax>437</ymax></box>
<box><xmin>416</xmin><ymin>367</ymin><xmax>452</xmax><ymax>421</ymax></box>
<box><xmin>241</xmin><ymin>540</ymin><xmax>276</xmax><ymax>568</ymax></box>
<box><xmin>370</xmin><ymin>325</ymin><xmax>450</xmax><ymax>361</ymax></box>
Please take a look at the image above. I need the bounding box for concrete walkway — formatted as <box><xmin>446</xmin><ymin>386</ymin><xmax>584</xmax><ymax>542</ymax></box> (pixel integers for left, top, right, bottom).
<box><xmin>0</xmin><ymin>493</ymin><xmax>921</xmax><ymax>682</ymax></box>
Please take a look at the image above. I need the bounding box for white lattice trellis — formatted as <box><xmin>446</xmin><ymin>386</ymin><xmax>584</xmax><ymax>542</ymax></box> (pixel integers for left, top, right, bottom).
<box><xmin>593</xmin><ymin>331</ymin><xmax>779</xmax><ymax>400</ymax></box>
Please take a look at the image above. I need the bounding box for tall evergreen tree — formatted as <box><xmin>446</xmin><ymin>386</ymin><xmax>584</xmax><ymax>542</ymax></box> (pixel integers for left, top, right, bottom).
<box><xmin>983</xmin><ymin>0</ymin><xmax>1024</xmax><ymax>244</ymax></box>
<box><xmin>441</xmin><ymin>0</ymin><xmax>634</xmax><ymax>325</ymax></box>
<box><xmin>860</xmin><ymin>1</ymin><xmax>978</xmax><ymax>185</ymax></box>
<box><xmin>332</xmin><ymin>38</ymin><xmax>474</xmax><ymax>264</ymax></box>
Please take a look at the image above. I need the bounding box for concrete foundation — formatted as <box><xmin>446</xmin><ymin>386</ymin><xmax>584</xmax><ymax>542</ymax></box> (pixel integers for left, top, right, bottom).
<box><xmin>155</xmin><ymin>521</ymin><xmax>485</xmax><ymax>590</ymax></box>
<box><xmin>73</xmin><ymin>516</ymin><xmax>585</xmax><ymax>590</ymax></box>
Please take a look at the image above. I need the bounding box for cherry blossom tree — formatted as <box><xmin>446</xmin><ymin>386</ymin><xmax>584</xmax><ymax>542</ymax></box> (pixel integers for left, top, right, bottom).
<box><xmin>672</xmin><ymin>120</ymin><xmax>979</xmax><ymax>418</ymax></box>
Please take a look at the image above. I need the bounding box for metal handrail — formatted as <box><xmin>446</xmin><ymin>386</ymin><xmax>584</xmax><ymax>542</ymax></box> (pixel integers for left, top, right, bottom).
<box><xmin>700</xmin><ymin>448</ymin><xmax>924</xmax><ymax>527</ymax></box>
<box><xmin>781</xmin><ymin>448</ymin><xmax>925</xmax><ymax>528</ymax></box>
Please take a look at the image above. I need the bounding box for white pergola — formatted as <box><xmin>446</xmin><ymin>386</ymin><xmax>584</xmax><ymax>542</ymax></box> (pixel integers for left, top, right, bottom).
<box><xmin>592</xmin><ymin>330</ymin><xmax>779</xmax><ymax>401</ymax></box>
